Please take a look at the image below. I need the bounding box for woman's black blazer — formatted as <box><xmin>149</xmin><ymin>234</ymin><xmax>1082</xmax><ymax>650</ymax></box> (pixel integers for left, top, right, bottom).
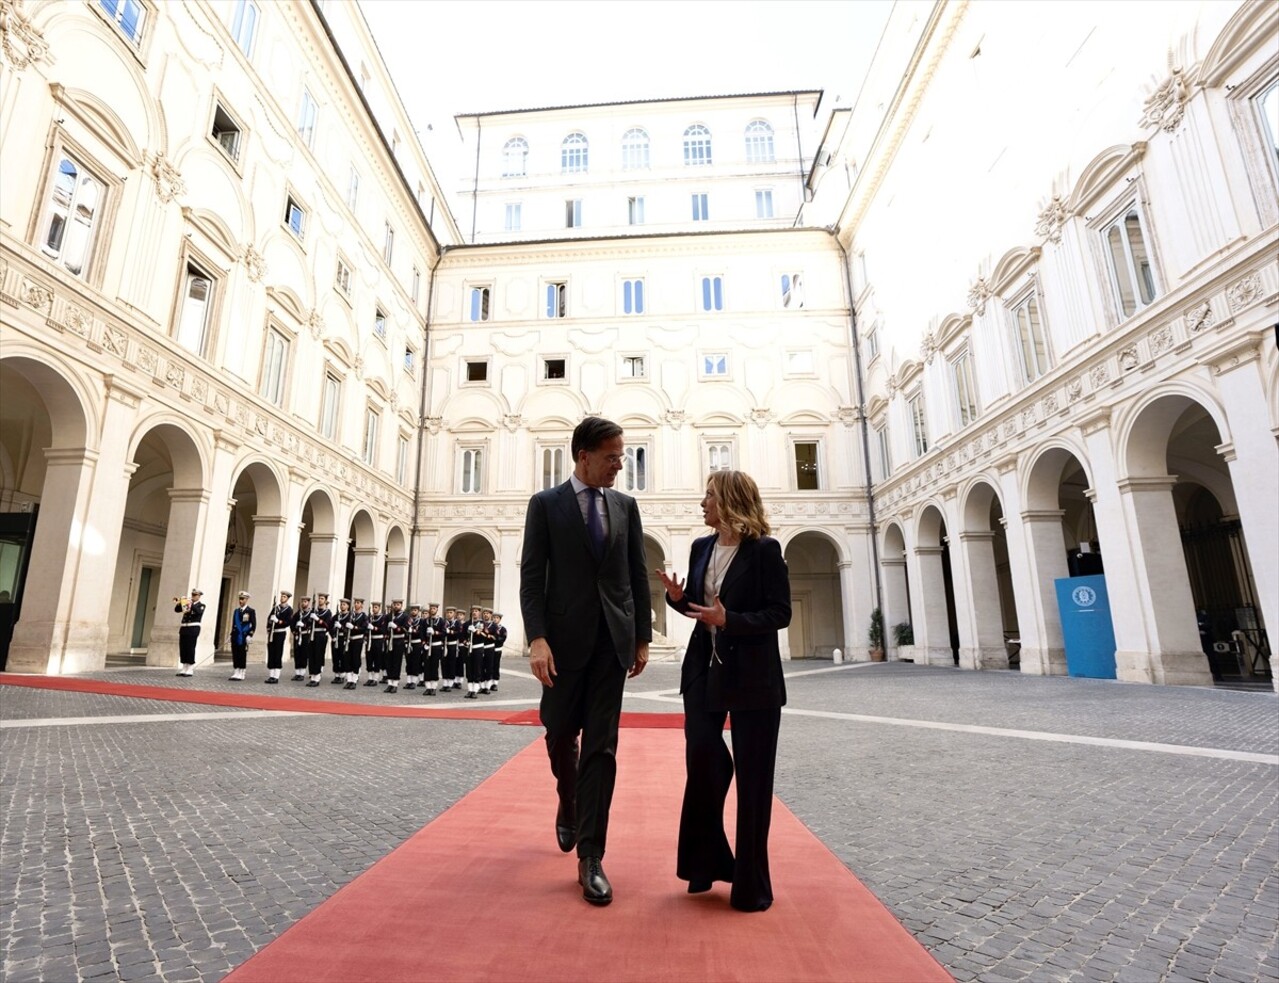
<box><xmin>667</xmin><ymin>534</ymin><xmax>791</xmax><ymax>712</ymax></box>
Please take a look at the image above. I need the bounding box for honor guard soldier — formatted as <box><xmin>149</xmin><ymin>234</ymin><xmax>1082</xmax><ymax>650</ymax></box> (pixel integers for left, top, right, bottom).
<box><xmin>442</xmin><ymin>606</ymin><xmax>461</xmax><ymax>691</ymax></box>
<box><xmin>479</xmin><ymin>607</ymin><xmax>497</xmax><ymax>693</ymax></box>
<box><xmin>463</xmin><ymin>604</ymin><xmax>485</xmax><ymax>699</ymax></box>
<box><xmin>422</xmin><ymin>602</ymin><xmax>445</xmax><ymax>696</ymax></box>
<box><xmin>385</xmin><ymin>599</ymin><xmax>409</xmax><ymax>692</ymax></box>
<box><xmin>489</xmin><ymin>612</ymin><xmax>507</xmax><ymax>693</ymax></box>
<box><xmin>404</xmin><ymin>604</ymin><xmax>424</xmax><ymax>689</ymax></box>
<box><xmin>228</xmin><ymin>591</ymin><xmax>257</xmax><ymax>681</ymax></box>
<box><xmin>290</xmin><ymin>595</ymin><xmax>313</xmax><ymax>680</ymax></box>
<box><xmin>308</xmin><ymin>592</ymin><xmax>335</xmax><ymax>686</ymax></box>
<box><xmin>264</xmin><ymin>590</ymin><xmax>293</xmax><ymax>683</ymax></box>
<box><xmin>365</xmin><ymin>601</ymin><xmax>386</xmax><ymax>686</ymax></box>
<box><xmin>345</xmin><ymin>598</ymin><xmax>369</xmax><ymax>689</ymax></box>
<box><xmin>173</xmin><ymin>588</ymin><xmax>205</xmax><ymax>676</ymax></box>
<box><xmin>332</xmin><ymin>599</ymin><xmax>352</xmax><ymax>684</ymax></box>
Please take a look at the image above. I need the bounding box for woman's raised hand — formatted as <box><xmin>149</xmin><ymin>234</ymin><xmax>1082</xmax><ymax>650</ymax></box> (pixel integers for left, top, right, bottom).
<box><xmin>656</xmin><ymin>568</ymin><xmax>685</xmax><ymax>603</ymax></box>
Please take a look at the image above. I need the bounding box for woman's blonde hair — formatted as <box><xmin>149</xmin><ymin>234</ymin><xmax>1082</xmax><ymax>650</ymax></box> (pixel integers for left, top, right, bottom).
<box><xmin>706</xmin><ymin>470</ymin><xmax>771</xmax><ymax>540</ymax></box>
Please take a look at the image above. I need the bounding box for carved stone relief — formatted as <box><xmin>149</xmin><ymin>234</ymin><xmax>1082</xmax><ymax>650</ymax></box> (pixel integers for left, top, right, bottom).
<box><xmin>1033</xmin><ymin>194</ymin><xmax>1070</xmax><ymax>244</ymax></box>
<box><xmin>1226</xmin><ymin>273</ymin><xmax>1261</xmax><ymax>312</ymax></box>
<box><xmin>1139</xmin><ymin>65</ymin><xmax>1193</xmax><ymax>132</ymax></box>
<box><xmin>1185</xmin><ymin>301</ymin><xmax>1216</xmax><ymax>333</ymax></box>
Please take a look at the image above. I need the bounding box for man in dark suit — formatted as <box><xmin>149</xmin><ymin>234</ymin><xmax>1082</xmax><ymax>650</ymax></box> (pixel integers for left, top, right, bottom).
<box><xmin>520</xmin><ymin>416</ymin><xmax>651</xmax><ymax>906</ymax></box>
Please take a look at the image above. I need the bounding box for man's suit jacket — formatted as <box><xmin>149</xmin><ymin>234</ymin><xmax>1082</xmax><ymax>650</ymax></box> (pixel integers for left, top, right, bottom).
<box><xmin>520</xmin><ymin>480</ymin><xmax>652</xmax><ymax>671</ymax></box>
<box><xmin>668</xmin><ymin>534</ymin><xmax>791</xmax><ymax>712</ymax></box>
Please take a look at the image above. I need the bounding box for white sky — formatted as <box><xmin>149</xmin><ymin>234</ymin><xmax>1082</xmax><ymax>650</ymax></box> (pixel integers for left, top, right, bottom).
<box><xmin>359</xmin><ymin>0</ymin><xmax>896</xmax><ymax>194</ymax></box>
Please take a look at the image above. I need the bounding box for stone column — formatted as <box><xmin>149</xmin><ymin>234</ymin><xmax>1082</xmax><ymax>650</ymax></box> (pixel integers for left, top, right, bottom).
<box><xmin>384</xmin><ymin>557</ymin><xmax>408</xmax><ymax>605</ymax></box>
<box><xmin>147</xmin><ymin>488</ymin><xmax>209</xmax><ymax>666</ymax></box>
<box><xmin>994</xmin><ymin>456</ymin><xmax>1036</xmax><ymax>675</ymax></box>
<box><xmin>880</xmin><ymin>554</ymin><xmax>910</xmax><ymax>660</ymax></box>
<box><xmin>350</xmin><ymin>546</ymin><xmax>379</xmax><ymax>603</ymax></box>
<box><xmin>495</xmin><ymin>525</ymin><xmax>522</xmax><ymax>647</ymax></box>
<box><xmin>1210</xmin><ymin>340</ymin><xmax>1279</xmax><ymax>693</ymax></box>
<box><xmin>247</xmin><ymin>516</ymin><xmax>288</xmax><ymax>614</ymax></box>
<box><xmin>662</xmin><ymin>526</ymin><xmax>695</xmax><ymax>660</ymax></box>
<box><xmin>837</xmin><ymin>560</ymin><xmax>860</xmax><ymax>662</ymax></box>
<box><xmin>1116</xmin><ymin>476</ymin><xmax>1212</xmax><ymax>685</ymax></box>
<box><xmin>188</xmin><ymin>435</ymin><xmax>240</xmax><ymax>664</ymax></box>
<box><xmin>911</xmin><ymin>544</ymin><xmax>952</xmax><ymax>666</ymax></box>
<box><xmin>1018</xmin><ymin>509</ymin><xmax>1069</xmax><ymax>676</ymax></box>
<box><xmin>5</xmin><ymin>448</ymin><xmax>96</xmax><ymax>673</ymax></box>
<box><xmin>306</xmin><ymin>533</ymin><xmax>342</xmax><ymax>601</ymax></box>
<box><xmin>956</xmin><ymin>531</ymin><xmax>1008</xmax><ymax>670</ymax></box>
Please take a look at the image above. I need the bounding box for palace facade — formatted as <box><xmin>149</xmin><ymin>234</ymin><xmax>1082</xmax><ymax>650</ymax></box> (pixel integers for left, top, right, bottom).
<box><xmin>1</xmin><ymin>0</ymin><xmax>1274</xmax><ymax>689</ymax></box>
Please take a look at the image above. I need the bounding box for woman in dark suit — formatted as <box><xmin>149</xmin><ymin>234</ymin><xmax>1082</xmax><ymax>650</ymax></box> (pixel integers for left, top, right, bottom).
<box><xmin>658</xmin><ymin>469</ymin><xmax>791</xmax><ymax>912</ymax></box>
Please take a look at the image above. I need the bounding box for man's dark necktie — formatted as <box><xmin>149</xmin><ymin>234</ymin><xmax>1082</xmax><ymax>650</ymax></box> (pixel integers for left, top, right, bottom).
<box><xmin>586</xmin><ymin>487</ymin><xmax>606</xmax><ymax>557</ymax></box>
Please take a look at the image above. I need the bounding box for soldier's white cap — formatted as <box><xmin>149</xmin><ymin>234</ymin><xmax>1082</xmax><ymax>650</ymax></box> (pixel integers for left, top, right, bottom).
<box><xmin>238</xmin><ymin>591</ymin><xmax>251</xmax><ymax>599</ymax></box>
<box><xmin>353</xmin><ymin>598</ymin><xmax>365</xmax><ymax>604</ymax></box>
<box><xmin>339</xmin><ymin>598</ymin><xmax>351</xmax><ymax>605</ymax></box>
<box><xmin>279</xmin><ymin>589</ymin><xmax>293</xmax><ymax>598</ymax></box>
<box><xmin>190</xmin><ymin>588</ymin><xmax>203</xmax><ymax>596</ymax></box>
<box><xmin>392</xmin><ymin>599</ymin><xmax>404</xmax><ymax>604</ymax></box>
<box><xmin>316</xmin><ymin>591</ymin><xmax>329</xmax><ymax>599</ymax></box>
<box><xmin>429</xmin><ymin>601</ymin><xmax>440</xmax><ymax>607</ymax></box>
<box><xmin>493</xmin><ymin>612</ymin><xmax>503</xmax><ymax>618</ymax></box>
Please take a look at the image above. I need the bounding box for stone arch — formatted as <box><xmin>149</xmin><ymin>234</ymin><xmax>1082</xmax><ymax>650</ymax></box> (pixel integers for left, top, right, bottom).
<box><xmin>1022</xmin><ymin>439</ymin><xmax>1093</xmax><ymax>512</ymax></box>
<box><xmin>0</xmin><ymin>354</ymin><xmax>93</xmax><ymax>450</ymax></box>
<box><xmin>913</xmin><ymin>503</ymin><xmax>958</xmax><ymax>666</ymax></box>
<box><xmin>599</xmin><ymin>383</ymin><xmax>670</xmax><ymax>423</ymax></box>
<box><xmin>519</xmin><ymin>386</ymin><xmax>589</xmax><ymax>422</ymax></box>
<box><xmin>1068</xmin><ymin>144</ymin><xmax>1143</xmax><ymax>214</ymax></box>
<box><xmin>127</xmin><ymin>418</ymin><xmax>207</xmax><ymax>490</ymax></box>
<box><xmin>1200</xmin><ymin>0</ymin><xmax>1279</xmax><ymax>86</ymax></box>
<box><xmin>958</xmin><ymin>477</ymin><xmax>1019</xmax><ymax>670</ymax></box>
<box><xmin>1115</xmin><ymin>385</ymin><xmax>1230</xmax><ymax>480</ymax></box>
<box><xmin>879</xmin><ymin>520</ymin><xmax>912</xmax><ymax>658</ymax></box>
<box><xmin>783</xmin><ymin>529</ymin><xmax>846</xmax><ymax>660</ymax></box>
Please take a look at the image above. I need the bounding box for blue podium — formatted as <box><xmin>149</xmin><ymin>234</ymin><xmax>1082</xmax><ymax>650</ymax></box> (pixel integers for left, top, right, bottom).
<box><xmin>1054</xmin><ymin>574</ymin><xmax>1117</xmax><ymax>679</ymax></box>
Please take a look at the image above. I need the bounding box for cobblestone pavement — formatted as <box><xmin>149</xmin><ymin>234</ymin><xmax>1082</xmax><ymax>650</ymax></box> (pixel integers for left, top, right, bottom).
<box><xmin>1</xmin><ymin>661</ymin><xmax>1276</xmax><ymax>982</ymax></box>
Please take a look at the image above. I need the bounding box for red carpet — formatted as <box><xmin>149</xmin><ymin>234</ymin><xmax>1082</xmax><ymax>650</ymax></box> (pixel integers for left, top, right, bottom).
<box><xmin>225</xmin><ymin>730</ymin><xmax>951</xmax><ymax>983</ymax></box>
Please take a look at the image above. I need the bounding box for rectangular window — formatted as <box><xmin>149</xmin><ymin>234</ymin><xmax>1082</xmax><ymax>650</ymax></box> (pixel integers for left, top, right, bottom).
<box><xmin>794</xmin><ymin>441</ymin><xmax>819</xmax><ymax>491</ymax></box>
<box><xmin>469</xmin><ymin>285</ymin><xmax>492</xmax><ymax>322</ymax></box>
<box><xmin>1258</xmin><ymin>78</ymin><xmax>1279</xmax><ymax>164</ymax></box>
<box><xmin>460</xmin><ymin>448</ymin><xmax>483</xmax><ymax>494</ymax></box>
<box><xmin>628</xmin><ymin>196</ymin><xmax>645</xmax><ymax>225</ymax></box>
<box><xmin>297</xmin><ymin>89</ymin><xmax>318</xmax><ymax>149</ymax></box>
<box><xmin>260</xmin><ymin>327</ymin><xmax>288</xmax><ymax>406</ymax></box>
<box><xmin>319</xmin><ymin>372</ymin><xmax>340</xmax><ymax>439</ymax></box>
<box><xmin>230</xmin><ymin>0</ymin><xmax>258</xmax><ymax>57</ymax></box>
<box><xmin>622</xmin><ymin>278</ymin><xmax>645</xmax><ymax>314</ymax></box>
<box><xmin>542</xmin><ymin>357</ymin><xmax>566</xmax><ymax>381</ymax></box>
<box><xmin>621</xmin><ymin>446</ymin><xmax>647</xmax><ymax>492</ymax></box>
<box><xmin>284</xmin><ymin>195</ymin><xmax>305</xmax><ymax>239</ymax></box>
<box><xmin>465</xmin><ymin>360</ymin><xmax>488</xmax><ymax>383</ymax></box>
<box><xmin>545</xmin><ymin>281</ymin><xmax>567</xmax><ymax>319</ymax></box>
<box><xmin>373</xmin><ymin>308</ymin><xmax>386</xmax><ymax>338</ymax></box>
<box><xmin>211</xmin><ymin>104</ymin><xmax>242</xmax><ymax>161</ymax></box>
<box><xmin>335</xmin><ymin>259</ymin><xmax>352</xmax><ymax>297</ymax></box>
<box><xmin>411</xmin><ymin>267</ymin><xmax>421</xmax><ymax>304</ymax></box>
<box><xmin>781</xmin><ymin>272</ymin><xmax>803</xmax><ymax>309</ymax></box>
<box><xmin>362</xmin><ymin>407</ymin><xmax>379</xmax><ymax>466</ymax></box>
<box><xmin>504</xmin><ymin>203</ymin><xmax>522</xmax><ymax>232</ymax></box>
<box><xmin>176</xmin><ymin>261</ymin><xmax>215</xmax><ymax>357</ymax></box>
<box><xmin>396</xmin><ymin>434</ymin><xmax>409</xmax><ymax>485</ymax></box>
<box><xmin>700</xmin><ymin>275</ymin><xmax>724</xmax><ymax>312</ymax></box>
<box><xmin>909</xmin><ymin>393</ymin><xmax>929</xmax><ymax>458</ymax></box>
<box><xmin>692</xmin><ymin>193</ymin><xmax>709</xmax><ymax>222</ymax></box>
<box><xmin>952</xmin><ymin>351</ymin><xmax>979</xmax><ymax>428</ymax></box>
<box><xmin>404</xmin><ymin>347</ymin><xmax>415</xmax><ymax>375</ymax></box>
<box><xmin>99</xmin><ymin>0</ymin><xmax>145</xmax><ymax>45</ymax></box>
<box><xmin>866</xmin><ymin>322</ymin><xmax>880</xmax><ymax>359</ymax></box>
<box><xmin>565</xmin><ymin>199</ymin><xmax>582</xmax><ymax>228</ymax></box>
<box><xmin>1012</xmin><ymin>293</ymin><xmax>1050</xmax><ymax>384</ymax></box>
<box><xmin>875</xmin><ymin>425</ymin><xmax>891</xmax><ymax>482</ymax></box>
<box><xmin>707</xmin><ymin>442</ymin><xmax>732</xmax><ymax>472</ymax></box>
<box><xmin>541</xmin><ymin>446</ymin><xmax>566</xmax><ymax>490</ymax></box>
<box><xmin>702</xmin><ymin>353</ymin><xmax>728</xmax><ymax>377</ymax></box>
<box><xmin>383</xmin><ymin>222</ymin><xmax>394</xmax><ymax>264</ymax></box>
<box><xmin>347</xmin><ymin>167</ymin><xmax>359</xmax><ymax>211</ymax></box>
<box><xmin>620</xmin><ymin>355</ymin><xmax>646</xmax><ymax>379</ymax></box>
<box><xmin>1103</xmin><ymin>204</ymin><xmax>1158</xmax><ymax>318</ymax></box>
<box><xmin>39</xmin><ymin>153</ymin><xmax>105</xmax><ymax>278</ymax></box>
<box><xmin>755</xmin><ymin>189</ymin><xmax>774</xmax><ymax>219</ymax></box>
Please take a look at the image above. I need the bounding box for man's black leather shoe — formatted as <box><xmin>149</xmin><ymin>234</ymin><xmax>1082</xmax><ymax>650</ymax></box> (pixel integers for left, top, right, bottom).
<box><xmin>555</xmin><ymin>799</ymin><xmax>577</xmax><ymax>853</ymax></box>
<box><xmin>578</xmin><ymin>857</ymin><xmax>612</xmax><ymax>905</ymax></box>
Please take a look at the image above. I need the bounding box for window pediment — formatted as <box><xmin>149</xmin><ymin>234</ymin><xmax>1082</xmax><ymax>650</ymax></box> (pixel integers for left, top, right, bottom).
<box><xmin>50</xmin><ymin>84</ymin><xmax>142</xmax><ymax>166</ymax></box>
<box><xmin>1069</xmin><ymin>143</ymin><xmax>1147</xmax><ymax>215</ymax></box>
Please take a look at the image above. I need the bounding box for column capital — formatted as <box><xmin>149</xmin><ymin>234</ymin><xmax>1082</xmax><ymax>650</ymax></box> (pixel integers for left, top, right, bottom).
<box><xmin>1214</xmin><ymin>440</ymin><xmax>1236</xmax><ymax>464</ymax></box>
<box><xmin>251</xmin><ymin>514</ymin><xmax>289</xmax><ymax>528</ymax></box>
<box><xmin>958</xmin><ymin>531</ymin><xmax>996</xmax><ymax>544</ymax></box>
<box><xmin>212</xmin><ymin>429</ymin><xmax>243</xmax><ymax>454</ymax></box>
<box><xmin>44</xmin><ymin>446</ymin><xmax>97</xmax><ymax>467</ymax></box>
<box><xmin>353</xmin><ymin>546</ymin><xmax>380</xmax><ymax>557</ymax></box>
<box><xmin>1078</xmin><ymin>407</ymin><xmax>1112</xmax><ymax>437</ymax></box>
<box><xmin>1020</xmin><ymin>508</ymin><xmax>1065</xmax><ymax>522</ymax></box>
<box><xmin>168</xmin><ymin>487</ymin><xmax>209</xmax><ymax>505</ymax></box>
<box><xmin>309</xmin><ymin>532</ymin><xmax>341</xmax><ymax>544</ymax></box>
<box><xmin>103</xmin><ymin>375</ymin><xmax>146</xmax><ymax>408</ymax></box>
<box><xmin>1116</xmin><ymin>475</ymin><xmax>1178</xmax><ymax>495</ymax></box>
<box><xmin>914</xmin><ymin>545</ymin><xmax>945</xmax><ymax>557</ymax></box>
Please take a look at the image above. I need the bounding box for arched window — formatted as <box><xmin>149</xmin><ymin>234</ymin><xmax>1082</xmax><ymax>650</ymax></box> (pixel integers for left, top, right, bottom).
<box><xmin>683</xmin><ymin>124</ymin><xmax>712</xmax><ymax>166</ymax></box>
<box><xmin>621</xmin><ymin>128</ymin><xmax>650</xmax><ymax>170</ymax></box>
<box><xmin>744</xmin><ymin>120</ymin><xmax>775</xmax><ymax>163</ymax></box>
<box><xmin>561</xmin><ymin>132</ymin><xmax>588</xmax><ymax>173</ymax></box>
<box><xmin>502</xmin><ymin>137</ymin><xmax>528</xmax><ymax>178</ymax></box>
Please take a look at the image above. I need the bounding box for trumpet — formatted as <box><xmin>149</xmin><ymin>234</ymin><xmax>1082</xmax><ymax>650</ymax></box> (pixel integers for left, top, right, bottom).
<box><xmin>174</xmin><ymin>595</ymin><xmax>189</xmax><ymax>606</ymax></box>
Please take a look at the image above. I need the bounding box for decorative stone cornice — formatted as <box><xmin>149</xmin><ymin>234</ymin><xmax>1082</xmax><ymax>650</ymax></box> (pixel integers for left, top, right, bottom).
<box><xmin>1138</xmin><ymin>65</ymin><xmax>1194</xmax><ymax>133</ymax></box>
<box><xmin>0</xmin><ymin>0</ymin><xmax>50</xmax><ymax>71</ymax></box>
<box><xmin>1078</xmin><ymin>407</ymin><xmax>1112</xmax><ymax>437</ymax></box>
<box><xmin>150</xmin><ymin>152</ymin><xmax>186</xmax><ymax>204</ymax></box>
<box><xmin>1033</xmin><ymin>194</ymin><xmax>1070</xmax><ymax>244</ymax></box>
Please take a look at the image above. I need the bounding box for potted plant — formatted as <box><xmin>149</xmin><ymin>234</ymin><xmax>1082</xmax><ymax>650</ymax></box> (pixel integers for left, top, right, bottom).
<box><xmin>893</xmin><ymin>621</ymin><xmax>914</xmax><ymax>647</ymax></box>
<box><xmin>867</xmin><ymin>607</ymin><xmax>886</xmax><ymax>661</ymax></box>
